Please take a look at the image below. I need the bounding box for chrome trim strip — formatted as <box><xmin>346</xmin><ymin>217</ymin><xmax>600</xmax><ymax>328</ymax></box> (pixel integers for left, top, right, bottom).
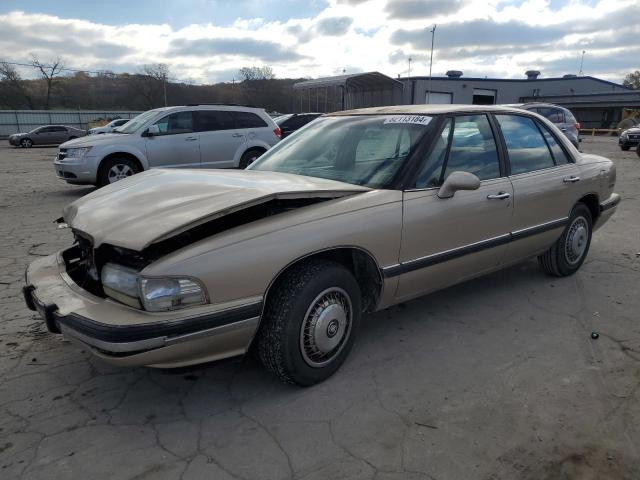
<box><xmin>382</xmin><ymin>217</ymin><xmax>569</xmax><ymax>278</ymax></box>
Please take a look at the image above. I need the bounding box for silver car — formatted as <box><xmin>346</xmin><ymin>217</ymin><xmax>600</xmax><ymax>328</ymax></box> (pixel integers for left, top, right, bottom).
<box><xmin>512</xmin><ymin>103</ymin><xmax>581</xmax><ymax>149</ymax></box>
<box><xmin>8</xmin><ymin>125</ymin><xmax>86</xmax><ymax>148</ymax></box>
<box><xmin>54</xmin><ymin>105</ymin><xmax>282</xmax><ymax>186</ymax></box>
<box><xmin>88</xmin><ymin>119</ymin><xmax>131</xmax><ymax>135</ymax></box>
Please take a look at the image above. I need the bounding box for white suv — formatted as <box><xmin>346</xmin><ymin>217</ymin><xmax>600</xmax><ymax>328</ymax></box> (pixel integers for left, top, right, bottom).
<box><xmin>54</xmin><ymin>104</ymin><xmax>282</xmax><ymax>186</ymax></box>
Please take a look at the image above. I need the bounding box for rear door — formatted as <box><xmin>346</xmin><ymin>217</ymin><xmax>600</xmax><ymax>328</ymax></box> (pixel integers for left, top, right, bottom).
<box><xmin>50</xmin><ymin>126</ymin><xmax>68</xmax><ymax>144</ymax></box>
<box><xmin>33</xmin><ymin>127</ymin><xmax>52</xmax><ymax>145</ymax></box>
<box><xmin>395</xmin><ymin>114</ymin><xmax>514</xmax><ymax>300</ymax></box>
<box><xmin>231</xmin><ymin>111</ymin><xmax>273</xmax><ymax>146</ymax></box>
<box><xmin>494</xmin><ymin>113</ymin><xmax>581</xmax><ymax>263</ymax></box>
<box><xmin>144</xmin><ymin>111</ymin><xmax>201</xmax><ymax>168</ymax></box>
<box><xmin>196</xmin><ymin>110</ymin><xmax>247</xmax><ymax>168</ymax></box>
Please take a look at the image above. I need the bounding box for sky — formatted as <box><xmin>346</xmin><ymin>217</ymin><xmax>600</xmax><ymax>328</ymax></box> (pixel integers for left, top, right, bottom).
<box><xmin>0</xmin><ymin>0</ymin><xmax>638</xmax><ymax>84</ymax></box>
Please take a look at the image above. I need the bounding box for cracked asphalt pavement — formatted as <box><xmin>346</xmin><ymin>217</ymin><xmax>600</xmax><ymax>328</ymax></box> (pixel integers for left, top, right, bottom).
<box><xmin>1</xmin><ymin>138</ymin><xmax>639</xmax><ymax>479</ymax></box>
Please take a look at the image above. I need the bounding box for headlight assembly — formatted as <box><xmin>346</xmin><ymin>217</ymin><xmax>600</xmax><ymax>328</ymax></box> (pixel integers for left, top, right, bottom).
<box><xmin>101</xmin><ymin>263</ymin><xmax>140</xmax><ymax>308</ymax></box>
<box><xmin>64</xmin><ymin>146</ymin><xmax>92</xmax><ymax>160</ymax></box>
<box><xmin>139</xmin><ymin>277</ymin><xmax>207</xmax><ymax>312</ymax></box>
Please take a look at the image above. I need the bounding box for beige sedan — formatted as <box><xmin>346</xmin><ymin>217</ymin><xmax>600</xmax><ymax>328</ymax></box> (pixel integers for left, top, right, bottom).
<box><xmin>24</xmin><ymin>105</ymin><xmax>620</xmax><ymax>385</ymax></box>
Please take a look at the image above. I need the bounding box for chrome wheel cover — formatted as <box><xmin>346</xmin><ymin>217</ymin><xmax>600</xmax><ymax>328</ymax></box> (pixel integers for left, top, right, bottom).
<box><xmin>107</xmin><ymin>164</ymin><xmax>134</xmax><ymax>183</ymax></box>
<box><xmin>564</xmin><ymin>216</ymin><xmax>589</xmax><ymax>265</ymax></box>
<box><xmin>300</xmin><ymin>287</ymin><xmax>352</xmax><ymax>368</ymax></box>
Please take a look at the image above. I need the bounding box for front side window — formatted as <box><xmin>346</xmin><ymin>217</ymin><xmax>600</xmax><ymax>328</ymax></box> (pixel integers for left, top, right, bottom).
<box><xmin>51</xmin><ymin>126</ymin><xmax>66</xmax><ymax>132</ymax></box>
<box><xmin>154</xmin><ymin>111</ymin><xmax>193</xmax><ymax>135</ymax></box>
<box><xmin>415</xmin><ymin>119</ymin><xmax>451</xmax><ymax>188</ymax></box>
<box><xmin>497</xmin><ymin>115</ymin><xmax>555</xmax><ymax>174</ymax></box>
<box><xmin>443</xmin><ymin>115</ymin><xmax>500</xmax><ymax>181</ymax></box>
<box><xmin>232</xmin><ymin>111</ymin><xmax>267</xmax><ymax>128</ymax></box>
<box><xmin>249</xmin><ymin>115</ymin><xmax>434</xmax><ymax>188</ymax></box>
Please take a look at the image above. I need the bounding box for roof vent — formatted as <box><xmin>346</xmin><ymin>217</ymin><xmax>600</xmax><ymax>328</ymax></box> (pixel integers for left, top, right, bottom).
<box><xmin>563</xmin><ymin>74</ymin><xmax>577</xmax><ymax>79</ymax></box>
<box><xmin>446</xmin><ymin>70</ymin><xmax>463</xmax><ymax>78</ymax></box>
<box><xmin>525</xmin><ymin>70</ymin><xmax>540</xmax><ymax>80</ymax></box>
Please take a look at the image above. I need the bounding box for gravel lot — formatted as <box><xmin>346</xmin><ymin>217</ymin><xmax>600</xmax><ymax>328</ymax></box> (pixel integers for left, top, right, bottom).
<box><xmin>1</xmin><ymin>138</ymin><xmax>639</xmax><ymax>480</ymax></box>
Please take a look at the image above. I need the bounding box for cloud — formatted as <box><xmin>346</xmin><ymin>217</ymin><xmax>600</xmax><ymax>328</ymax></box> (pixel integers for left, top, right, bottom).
<box><xmin>385</xmin><ymin>0</ymin><xmax>466</xmax><ymax>19</ymax></box>
<box><xmin>168</xmin><ymin>37</ymin><xmax>305</xmax><ymax>62</ymax></box>
<box><xmin>316</xmin><ymin>16</ymin><xmax>353</xmax><ymax>36</ymax></box>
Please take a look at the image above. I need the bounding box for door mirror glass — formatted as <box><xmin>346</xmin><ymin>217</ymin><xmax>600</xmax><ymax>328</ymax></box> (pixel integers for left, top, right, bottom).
<box><xmin>437</xmin><ymin>171</ymin><xmax>480</xmax><ymax>198</ymax></box>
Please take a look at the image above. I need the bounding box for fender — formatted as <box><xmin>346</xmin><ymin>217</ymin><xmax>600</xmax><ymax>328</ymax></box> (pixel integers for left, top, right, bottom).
<box><xmin>96</xmin><ymin>144</ymin><xmax>150</xmax><ymax>170</ymax></box>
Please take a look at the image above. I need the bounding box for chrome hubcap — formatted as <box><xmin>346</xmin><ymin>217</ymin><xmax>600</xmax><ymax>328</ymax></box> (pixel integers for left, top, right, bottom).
<box><xmin>300</xmin><ymin>288</ymin><xmax>352</xmax><ymax>368</ymax></box>
<box><xmin>107</xmin><ymin>164</ymin><xmax>134</xmax><ymax>183</ymax></box>
<box><xmin>565</xmin><ymin>216</ymin><xmax>589</xmax><ymax>265</ymax></box>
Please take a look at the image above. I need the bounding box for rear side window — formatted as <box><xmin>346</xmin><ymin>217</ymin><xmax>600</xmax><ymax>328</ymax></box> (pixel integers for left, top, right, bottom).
<box><xmin>443</xmin><ymin>115</ymin><xmax>500</xmax><ymax>181</ymax></box>
<box><xmin>195</xmin><ymin>110</ymin><xmax>235</xmax><ymax>132</ymax></box>
<box><xmin>51</xmin><ymin>126</ymin><xmax>67</xmax><ymax>132</ymax></box>
<box><xmin>231</xmin><ymin>111</ymin><xmax>268</xmax><ymax>128</ymax></box>
<box><xmin>496</xmin><ymin>115</ymin><xmax>555</xmax><ymax>174</ymax></box>
<box><xmin>154</xmin><ymin>111</ymin><xmax>194</xmax><ymax>135</ymax></box>
<box><xmin>537</xmin><ymin>107</ymin><xmax>564</xmax><ymax>124</ymax></box>
<box><xmin>540</xmin><ymin>126</ymin><xmax>571</xmax><ymax>164</ymax></box>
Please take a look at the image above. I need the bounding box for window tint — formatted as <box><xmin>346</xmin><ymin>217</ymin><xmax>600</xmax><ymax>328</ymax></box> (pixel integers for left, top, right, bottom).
<box><xmin>195</xmin><ymin>110</ymin><xmax>235</xmax><ymax>132</ymax></box>
<box><xmin>443</xmin><ymin>115</ymin><xmax>500</xmax><ymax>181</ymax></box>
<box><xmin>497</xmin><ymin>115</ymin><xmax>555</xmax><ymax>174</ymax></box>
<box><xmin>537</xmin><ymin>107</ymin><xmax>564</xmax><ymax>124</ymax></box>
<box><xmin>154</xmin><ymin>111</ymin><xmax>193</xmax><ymax>135</ymax></box>
<box><xmin>415</xmin><ymin>119</ymin><xmax>451</xmax><ymax>188</ymax></box>
<box><xmin>51</xmin><ymin>126</ymin><xmax>66</xmax><ymax>132</ymax></box>
<box><xmin>540</xmin><ymin>126</ymin><xmax>571</xmax><ymax>164</ymax></box>
<box><xmin>37</xmin><ymin>127</ymin><xmax>53</xmax><ymax>133</ymax></box>
<box><xmin>231</xmin><ymin>111</ymin><xmax>267</xmax><ymax>128</ymax></box>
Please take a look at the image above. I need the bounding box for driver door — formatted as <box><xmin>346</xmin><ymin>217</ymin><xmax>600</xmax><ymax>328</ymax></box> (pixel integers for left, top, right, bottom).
<box><xmin>395</xmin><ymin>114</ymin><xmax>514</xmax><ymax>301</ymax></box>
<box><xmin>145</xmin><ymin>111</ymin><xmax>201</xmax><ymax>168</ymax></box>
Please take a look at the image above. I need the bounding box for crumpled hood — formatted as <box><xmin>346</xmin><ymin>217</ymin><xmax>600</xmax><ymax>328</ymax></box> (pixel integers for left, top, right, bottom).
<box><xmin>64</xmin><ymin>169</ymin><xmax>369</xmax><ymax>251</ymax></box>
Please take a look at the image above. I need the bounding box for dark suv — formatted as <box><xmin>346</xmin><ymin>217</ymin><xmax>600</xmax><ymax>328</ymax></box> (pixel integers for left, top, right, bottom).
<box><xmin>619</xmin><ymin>126</ymin><xmax>640</xmax><ymax>151</ymax></box>
<box><xmin>511</xmin><ymin>103</ymin><xmax>581</xmax><ymax>149</ymax></box>
<box><xmin>274</xmin><ymin>113</ymin><xmax>321</xmax><ymax>138</ymax></box>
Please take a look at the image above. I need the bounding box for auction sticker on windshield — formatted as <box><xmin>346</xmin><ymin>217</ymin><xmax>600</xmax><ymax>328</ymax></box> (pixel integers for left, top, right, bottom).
<box><xmin>383</xmin><ymin>115</ymin><xmax>432</xmax><ymax>126</ymax></box>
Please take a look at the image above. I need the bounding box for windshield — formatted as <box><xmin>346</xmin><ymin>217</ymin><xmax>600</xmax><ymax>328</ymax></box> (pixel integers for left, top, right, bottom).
<box><xmin>249</xmin><ymin>115</ymin><xmax>433</xmax><ymax>188</ymax></box>
<box><xmin>114</xmin><ymin>110</ymin><xmax>160</xmax><ymax>134</ymax></box>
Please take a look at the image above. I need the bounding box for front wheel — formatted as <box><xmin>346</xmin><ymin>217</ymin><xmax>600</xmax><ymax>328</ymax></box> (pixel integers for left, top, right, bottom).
<box><xmin>20</xmin><ymin>138</ymin><xmax>32</xmax><ymax>148</ymax></box>
<box><xmin>257</xmin><ymin>260</ymin><xmax>361</xmax><ymax>386</ymax></box>
<box><xmin>97</xmin><ymin>157</ymin><xmax>141</xmax><ymax>187</ymax></box>
<box><xmin>538</xmin><ymin>203</ymin><xmax>592</xmax><ymax>277</ymax></box>
<box><xmin>620</xmin><ymin>145</ymin><xmax>630</xmax><ymax>151</ymax></box>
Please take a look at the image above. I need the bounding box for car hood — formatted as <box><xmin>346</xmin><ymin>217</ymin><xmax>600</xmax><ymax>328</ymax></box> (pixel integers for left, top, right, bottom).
<box><xmin>623</xmin><ymin>127</ymin><xmax>640</xmax><ymax>134</ymax></box>
<box><xmin>63</xmin><ymin>169</ymin><xmax>369</xmax><ymax>251</ymax></box>
<box><xmin>61</xmin><ymin>133</ymin><xmax>130</xmax><ymax>148</ymax></box>
<box><xmin>10</xmin><ymin>132</ymin><xmax>27</xmax><ymax>138</ymax></box>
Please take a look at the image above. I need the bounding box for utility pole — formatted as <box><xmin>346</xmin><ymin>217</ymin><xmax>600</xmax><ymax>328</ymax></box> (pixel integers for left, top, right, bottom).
<box><xmin>163</xmin><ymin>73</ymin><xmax>167</xmax><ymax>107</ymax></box>
<box><xmin>408</xmin><ymin>57</ymin><xmax>412</xmax><ymax>78</ymax></box>
<box><xmin>427</xmin><ymin>25</ymin><xmax>437</xmax><ymax>104</ymax></box>
<box><xmin>578</xmin><ymin>50</ymin><xmax>586</xmax><ymax>76</ymax></box>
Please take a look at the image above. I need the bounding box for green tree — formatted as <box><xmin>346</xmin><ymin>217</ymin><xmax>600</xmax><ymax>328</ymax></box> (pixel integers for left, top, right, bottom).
<box><xmin>622</xmin><ymin>71</ymin><xmax>640</xmax><ymax>89</ymax></box>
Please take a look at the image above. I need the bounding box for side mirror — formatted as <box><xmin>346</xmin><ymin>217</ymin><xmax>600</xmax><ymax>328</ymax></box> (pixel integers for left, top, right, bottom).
<box><xmin>143</xmin><ymin>124</ymin><xmax>160</xmax><ymax>137</ymax></box>
<box><xmin>437</xmin><ymin>171</ymin><xmax>481</xmax><ymax>199</ymax></box>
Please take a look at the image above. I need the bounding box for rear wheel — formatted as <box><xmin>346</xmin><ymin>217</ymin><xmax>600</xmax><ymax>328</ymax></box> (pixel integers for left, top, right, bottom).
<box><xmin>257</xmin><ymin>260</ymin><xmax>361</xmax><ymax>386</ymax></box>
<box><xmin>239</xmin><ymin>149</ymin><xmax>265</xmax><ymax>169</ymax></box>
<box><xmin>20</xmin><ymin>138</ymin><xmax>32</xmax><ymax>148</ymax></box>
<box><xmin>97</xmin><ymin>157</ymin><xmax>140</xmax><ymax>187</ymax></box>
<box><xmin>538</xmin><ymin>203</ymin><xmax>592</xmax><ymax>277</ymax></box>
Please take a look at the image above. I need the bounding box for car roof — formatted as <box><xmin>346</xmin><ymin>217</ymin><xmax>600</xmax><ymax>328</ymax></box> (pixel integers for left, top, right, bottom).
<box><xmin>506</xmin><ymin>102</ymin><xmax>569</xmax><ymax>111</ymax></box>
<box><xmin>330</xmin><ymin>104</ymin><xmax>537</xmax><ymax>116</ymax></box>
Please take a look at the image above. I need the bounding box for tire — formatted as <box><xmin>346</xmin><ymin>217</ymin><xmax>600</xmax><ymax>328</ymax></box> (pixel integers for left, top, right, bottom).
<box><xmin>20</xmin><ymin>138</ymin><xmax>33</xmax><ymax>148</ymax></box>
<box><xmin>238</xmin><ymin>149</ymin><xmax>264</xmax><ymax>169</ymax></box>
<box><xmin>538</xmin><ymin>203</ymin><xmax>592</xmax><ymax>277</ymax></box>
<box><xmin>97</xmin><ymin>157</ymin><xmax>141</xmax><ymax>187</ymax></box>
<box><xmin>620</xmin><ymin>146</ymin><xmax>630</xmax><ymax>151</ymax></box>
<box><xmin>257</xmin><ymin>260</ymin><xmax>361</xmax><ymax>386</ymax></box>
<box><xmin>637</xmin><ymin>145</ymin><xmax>640</xmax><ymax>158</ymax></box>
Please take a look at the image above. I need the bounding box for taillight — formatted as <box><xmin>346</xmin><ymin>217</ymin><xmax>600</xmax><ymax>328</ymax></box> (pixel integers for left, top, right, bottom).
<box><xmin>574</xmin><ymin>122</ymin><xmax>581</xmax><ymax>130</ymax></box>
<box><xmin>274</xmin><ymin>127</ymin><xmax>282</xmax><ymax>139</ymax></box>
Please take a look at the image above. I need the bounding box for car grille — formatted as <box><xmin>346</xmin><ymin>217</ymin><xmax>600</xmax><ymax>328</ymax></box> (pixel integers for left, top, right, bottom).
<box><xmin>58</xmin><ymin>148</ymin><xmax>67</xmax><ymax>160</ymax></box>
<box><xmin>629</xmin><ymin>134</ymin><xmax>640</xmax><ymax>140</ymax></box>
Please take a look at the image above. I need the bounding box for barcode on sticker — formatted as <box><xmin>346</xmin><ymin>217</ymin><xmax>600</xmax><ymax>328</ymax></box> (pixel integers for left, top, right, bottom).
<box><xmin>383</xmin><ymin>115</ymin><xmax>432</xmax><ymax>126</ymax></box>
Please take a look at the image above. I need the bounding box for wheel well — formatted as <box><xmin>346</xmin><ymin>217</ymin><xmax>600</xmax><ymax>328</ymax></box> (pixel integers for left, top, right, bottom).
<box><xmin>578</xmin><ymin>194</ymin><xmax>600</xmax><ymax>222</ymax></box>
<box><xmin>265</xmin><ymin>248</ymin><xmax>383</xmax><ymax>314</ymax></box>
<box><xmin>243</xmin><ymin>147</ymin><xmax>266</xmax><ymax>156</ymax></box>
<box><xmin>99</xmin><ymin>152</ymin><xmax>143</xmax><ymax>173</ymax></box>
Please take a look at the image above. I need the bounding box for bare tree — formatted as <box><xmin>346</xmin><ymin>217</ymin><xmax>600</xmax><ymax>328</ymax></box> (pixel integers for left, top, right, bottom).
<box><xmin>238</xmin><ymin>66</ymin><xmax>276</xmax><ymax>81</ymax></box>
<box><xmin>30</xmin><ymin>56</ymin><xmax>65</xmax><ymax>109</ymax></box>
<box><xmin>143</xmin><ymin>63</ymin><xmax>170</xmax><ymax>106</ymax></box>
<box><xmin>623</xmin><ymin>71</ymin><xmax>640</xmax><ymax>90</ymax></box>
<box><xmin>0</xmin><ymin>61</ymin><xmax>35</xmax><ymax>109</ymax></box>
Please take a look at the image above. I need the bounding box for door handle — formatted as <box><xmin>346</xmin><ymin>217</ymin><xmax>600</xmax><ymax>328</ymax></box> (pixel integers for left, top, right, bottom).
<box><xmin>185</xmin><ymin>136</ymin><xmax>198</xmax><ymax>141</ymax></box>
<box><xmin>231</xmin><ymin>133</ymin><xmax>244</xmax><ymax>138</ymax></box>
<box><xmin>487</xmin><ymin>192</ymin><xmax>511</xmax><ymax>200</ymax></box>
<box><xmin>563</xmin><ymin>176</ymin><xmax>580</xmax><ymax>183</ymax></box>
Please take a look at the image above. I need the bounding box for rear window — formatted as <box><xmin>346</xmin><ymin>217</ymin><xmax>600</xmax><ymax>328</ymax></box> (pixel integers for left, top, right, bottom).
<box><xmin>231</xmin><ymin>111</ymin><xmax>268</xmax><ymax>128</ymax></box>
<box><xmin>537</xmin><ymin>107</ymin><xmax>565</xmax><ymax>124</ymax></box>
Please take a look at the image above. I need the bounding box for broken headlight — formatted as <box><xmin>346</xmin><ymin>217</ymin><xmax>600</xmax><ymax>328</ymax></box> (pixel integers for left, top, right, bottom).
<box><xmin>139</xmin><ymin>277</ymin><xmax>207</xmax><ymax>312</ymax></box>
<box><xmin>101</xmin><ymin>263</ymin><xmax>141</xmax><ymax>308</ymax></box>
